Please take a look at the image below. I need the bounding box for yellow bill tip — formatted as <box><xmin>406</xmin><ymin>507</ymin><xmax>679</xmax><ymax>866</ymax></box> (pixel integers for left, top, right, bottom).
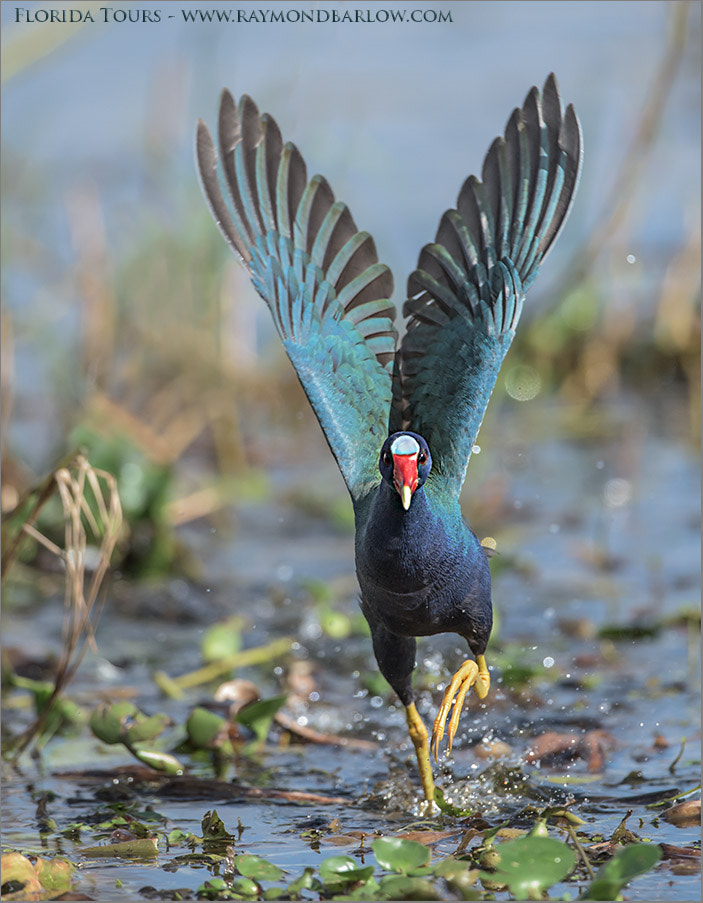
<box><xmin>401</xmin><ymin>485</ymin><xmax>412</xmax><ymax>510</ymax></box>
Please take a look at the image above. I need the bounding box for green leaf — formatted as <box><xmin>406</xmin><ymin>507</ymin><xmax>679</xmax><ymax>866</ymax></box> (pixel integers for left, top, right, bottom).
<box><xmin>0</xmin><ymin>852</ymin><xmax>43</xmax><ymax>896</ymax></box>
<box><xmin>82</xmin><ymin>837</ymin><xmax>159</xmax><ymax>859</ymax></box>
<box><xmin>319</xmin><ymin>854</ymin><xmax>374</xmax><ymax>888</ymax></box>
<box><xmin>201</xmin><ymin>617</ymin><xmax>243</xmax><ymax>662</ymax></box>
<box><xmin>201</xmin><ymin>809</ymin><xmax>235</xmax><ymax>845</ymax></box>
<box><xmin>133</xmin><ymin>749</ymin><xmax>184</xmax><ymax>774</ymax></box>
<box><xmin>378</xmin><ymin>875</ymin><xmax>442</xmax><ymax>900</ymax></box>
<box><xmin>89</xmin><ymin>701</ymin><xmax>139</xmax><ymax>744</ymax></box>
<box><xmin>286</xmin><ymin>867</ymin><xmax>316</xmax><ymax>898</ymax></box>
<box><xmin>235</xmin><ymin>695</ymin><xmax>287</xmax><ymax>742</ymax></box>
<box><xmin>580</xmin><ymin>843</ymin><xmax>662</xmax><ymax>901</ymax></box>
<box><xmin>230</xmin><ymin>876</ymin><xmax>260</xmax><ymax>896</ymax></box>
<box><xmin>372</xmin><ymin>838</ymin><xmax>431</xmax><ymax>874</ymax></box>
<box><xmin>236</xmin><ymin>854</ymin><xmax>285</xmax><ymax>882</ymax></box>
<box><xmin>89</xmin><ymin>701</ymin><xmax>170</xmax><ymax>746</ymax></box>
<box><xmin>197</xmin><ymin>877</ymin><xmax>230</xmax><ymax>900</ymax></box>
<box><xmin>432</xmin><ymin>858</ymin><xmax>473</xmax><ymax>878</ymax></box>
<box><xmin>186</xmin><ymin>706</ymin><xmax>228</xmax><ymax>748</ymax></box>
<box><xmin>480</xmin><ymin>836</ymin><xmax>576</xmax><ymax>899</ymax></box>
<box><xmin>33</xmin><ymin>857</ymin><xmax>73</xmax><ymax>894</ymax></box>
<box><xmin>124</xmin><ymin>711</ymin><xmax>171</xmax><ymax>743</ymax></box>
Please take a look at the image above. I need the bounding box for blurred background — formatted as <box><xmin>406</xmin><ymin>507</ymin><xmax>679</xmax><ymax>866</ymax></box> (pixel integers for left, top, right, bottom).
<box><xmin>1</xmin><ymin>0</ymin><xmax>700</xmax><ymax>641</ymax></box>
<box><xmin>2</xmin><ymin>1</ymin><xmax>699</xmax><ymax>517</ymax></box>
<box><xmin>1</xmin><ymin>2</ymin><xmax>700</xmax><ymax>896</ymax></box>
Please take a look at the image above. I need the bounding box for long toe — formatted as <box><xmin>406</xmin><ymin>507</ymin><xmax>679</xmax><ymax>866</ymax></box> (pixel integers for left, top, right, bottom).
<box><xmin>431</xmin><ymin>660</ymin><xmax>479</xmax><ymax>760</ymax></box>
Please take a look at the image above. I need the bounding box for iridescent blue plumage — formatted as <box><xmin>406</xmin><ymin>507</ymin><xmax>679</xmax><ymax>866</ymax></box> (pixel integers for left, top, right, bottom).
<box><xmin>197</xmin><ymin>75</ymin><xmax>582</xmax><ymax>805</ymax></box>
<box><xmin>197</xmin><ymin>90</ymin><xmax>397</xmax><ymax>498</ymax></box>
<box><xmin>391</xmin><ymin>73</ymin><xmax>582</xmax><ymax>496</ymax></box>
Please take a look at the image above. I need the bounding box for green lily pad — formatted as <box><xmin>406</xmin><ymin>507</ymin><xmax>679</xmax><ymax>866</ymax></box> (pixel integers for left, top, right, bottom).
<box><xmin>480</xmin><ymin>836</ymin><xmax>575</xmax><ymax>899</ymax></box>
<box><xmin>580</xmin><ymin>843</ymin><xmax>662</xmax><ymax>900</ymax></box>
<box><xmin>319</xmin><ymin>854</ymin><xmax>374</xmax><ymax>886</ymax></box>
<box><xmin>372</xmin><ymin>837</ymin><xmax>431</xmax><ymax>874</ymax></box>
<box><xmin>236</xmin><ymin>853</ymin><xmax>285</xmax><ymax>882</ymax></box>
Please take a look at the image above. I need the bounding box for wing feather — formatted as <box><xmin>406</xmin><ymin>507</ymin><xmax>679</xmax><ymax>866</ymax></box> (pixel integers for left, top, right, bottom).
<box><xmin>391</xmin><ymin>74</ymin><xmax>582</xmax><ymax>497</ymax></box>
<box><xmin>197</xmin><ymin>91</ymin><xmax>397</xmax><ymax>499</ymax></box>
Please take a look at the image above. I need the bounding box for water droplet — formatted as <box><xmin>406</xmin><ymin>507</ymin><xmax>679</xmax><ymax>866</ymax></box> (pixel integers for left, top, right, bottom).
<box><xmin>604</xmin><ymin>478</ymin><xmax>632</xmax><ymax>508</ymax></box>
<box><xmin>626</xmin><ymin>254</ymin><xmax>636</xmax><ymax>264</ymax></box>
<box><xmin>505</xmin><ymin>364</ymin><xmax>542</xmax><ymax>401</ymax></box>
<box><xmin>543</xmin><ymin>656</ymin><xmax>555</xmax><ymax>668</ymax></box>
<box><xmin>370</xmin><ymin>696</ymin><xmax>383</xmax><ymax>709</ymax></box>
<box><xmin>472</xmin><ymin>444</ymin><xmax>481</xmax><ymax>454</ymax></box>
<box><xmin>276</xmin><ymin>564</ymin><xmax>294</xmax><ymax>581</ymax></box>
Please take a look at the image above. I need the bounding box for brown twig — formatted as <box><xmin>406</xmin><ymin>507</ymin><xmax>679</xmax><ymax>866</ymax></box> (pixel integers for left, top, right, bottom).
<box><xmin>274</xmin><ymin>710</ymin><xmax>378</xmax><ymax>750</ymax></box>
<box><xmin>8</xmin><ymin>455</ymin><xmax>122</xmax><ymax>758</ymax></box>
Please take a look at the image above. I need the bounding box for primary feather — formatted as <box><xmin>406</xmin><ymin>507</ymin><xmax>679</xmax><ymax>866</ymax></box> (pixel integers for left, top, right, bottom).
<box><xmin>197</xmin><ymin>76</ymin><xmax>581</xmax><ymax>501</ymax></box>
<box><xmin>196</xmin><ymin>91</ymin><xmax>397</xmax><ymax>499</ymax></box>
<box><xmin>390</xmin><ymin>73</ymin><xmax>582</xmax><ymax>497</ymax></box>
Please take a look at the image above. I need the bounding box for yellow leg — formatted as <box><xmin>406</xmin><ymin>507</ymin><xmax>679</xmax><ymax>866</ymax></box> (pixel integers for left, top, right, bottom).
<box><xmin>405</xmin><ymin>702</ymin><xmax>435</xmax><ymax>804</ymax></box>
<box><xmin>431</xmin><ymin>654</ymin><xmax>490</xmax><ymax>760</ymax></box>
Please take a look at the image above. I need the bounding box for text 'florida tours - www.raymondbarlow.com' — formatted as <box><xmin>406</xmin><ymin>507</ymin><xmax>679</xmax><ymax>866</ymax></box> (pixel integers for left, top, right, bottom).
<box><xmin>13</xmin><ymin>6</ymin><xmax>455</xmax><ymax>25</ymax></box>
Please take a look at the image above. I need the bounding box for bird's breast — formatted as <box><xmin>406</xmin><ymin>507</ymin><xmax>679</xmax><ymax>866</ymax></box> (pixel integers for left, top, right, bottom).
<box><xmin>355</xmin><ymin>485</ymin><xmax>486</xmax><ymax>637</ymax></box>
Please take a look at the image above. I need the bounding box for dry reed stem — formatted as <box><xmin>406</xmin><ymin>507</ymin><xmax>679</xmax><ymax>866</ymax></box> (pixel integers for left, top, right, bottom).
<box><xmin>7</xmin><ymin>454</ymin><xmax>123</xmax><ymax>758</ymax></box>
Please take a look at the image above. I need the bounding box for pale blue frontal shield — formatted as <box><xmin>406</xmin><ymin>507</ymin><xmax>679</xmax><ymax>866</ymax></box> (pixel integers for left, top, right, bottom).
<box><xmin>391</xmin><ymin>435</ymin><xmax>420</xmax><ymax>456</ymax></box>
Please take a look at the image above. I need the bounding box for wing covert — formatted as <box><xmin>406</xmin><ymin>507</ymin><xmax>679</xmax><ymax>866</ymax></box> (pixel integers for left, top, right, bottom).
<box><xmin>197</xmin><ymin>91</ymin><xmax>398</xmax><ymax>499</ymax></box>
<box><xmin>391</xmin><ymin>74</ymin><xmax>582</xmax><ymax>497</ymax></box>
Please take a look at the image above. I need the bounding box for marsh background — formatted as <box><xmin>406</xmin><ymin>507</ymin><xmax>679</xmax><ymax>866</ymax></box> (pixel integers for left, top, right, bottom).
<box><xmin>1</xmin><ymin>1</ymin><xmax>701</xmax><ymax>901</ymax></box>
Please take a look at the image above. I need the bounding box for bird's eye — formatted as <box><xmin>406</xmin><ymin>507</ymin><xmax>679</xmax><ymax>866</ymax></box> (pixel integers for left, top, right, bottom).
<box><xmin>418</xmin><ymin>452</ymin><xmax>427</xmax><ymax>465</ymax></box>
<box><xmin>382</xmin><ymin>452</ymin><xmax>391</xmax><ymax>465</ymax></box>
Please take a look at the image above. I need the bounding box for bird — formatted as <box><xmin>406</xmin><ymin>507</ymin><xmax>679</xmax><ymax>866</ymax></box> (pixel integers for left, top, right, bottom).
<box><xmin>196</xmin><ymin>74</ymin><xmax>582</xmax><ymax>807</ymax></box>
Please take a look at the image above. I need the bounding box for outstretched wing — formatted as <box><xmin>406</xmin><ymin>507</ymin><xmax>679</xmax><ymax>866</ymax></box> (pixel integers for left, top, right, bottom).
<box><xmin>390</xmin><ymin>73</ymin><xmax>582</xmax><ymax>498</ymax></box>
<box><xmin>197</xmin><ymin>91</ymin><xmax>397</xmax><ymax>500</ymax></box>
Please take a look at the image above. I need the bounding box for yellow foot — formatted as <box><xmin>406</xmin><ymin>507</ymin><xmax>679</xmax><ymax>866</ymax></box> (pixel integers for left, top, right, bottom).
<box><xmin>405</xmin><ymin>702</ymin><xmax>435</xmax><ymax>805</ymax></box>
<box><xmin>431</xmin><ymin>654</ymin><xmax>490</xmax><ymax>760</ymax></box>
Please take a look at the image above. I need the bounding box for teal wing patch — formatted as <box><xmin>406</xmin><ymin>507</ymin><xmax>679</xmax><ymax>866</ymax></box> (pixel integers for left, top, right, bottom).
<box><xmin>391</xmin><ymin>74</ymin><xmax>582</xmax><ymax>498</ymax></box>
<box><xmin>197</xmin><ymin>91</ymin><xmax>397</xmax><ymax>499</ymax></box>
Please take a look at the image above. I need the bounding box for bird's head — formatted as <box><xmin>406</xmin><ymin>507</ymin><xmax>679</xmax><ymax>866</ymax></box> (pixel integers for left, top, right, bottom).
<box><xmin>379</xmin><ymin>432</ymin><xmax>432</xmax><ymax>510</ymax></box>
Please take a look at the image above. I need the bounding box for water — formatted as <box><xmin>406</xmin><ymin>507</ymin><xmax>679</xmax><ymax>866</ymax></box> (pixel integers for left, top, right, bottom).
<box><xmin>2</xmin><ymin>399</ymin><xmax>700</xmax><ymax>900</ymax></box>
